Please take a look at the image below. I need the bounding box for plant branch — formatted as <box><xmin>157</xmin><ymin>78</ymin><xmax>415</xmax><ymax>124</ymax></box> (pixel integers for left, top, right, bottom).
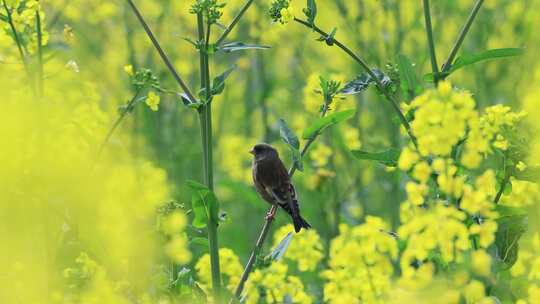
<box><xmin>216</xmin><ymin>0</ymin><xmax>255</xmax><ymax>46</ymax></box>
<box><xmin>232</xmin><ymin>106</ymin><xmax>330</xmax><ymax>300</ymax></box>
<box><xmin>2</xmin><ymin>0</ymin><xmax>32</xmax><ymax>88</ymax></box>
<box><xmin>97</xmin><ymin>90</ymin><xmax>142</xmax><ymax>157</ymax></box>
<box><xmin>422</xmin><ymin>0</ymin><xmax>439</xmax><ymax>85</ymax></box>
<box><xmin>441</xmin><ymin>0</ymin><xmax>484</xmax><ymax>76</ymax></box>
<box><xmin>293</xmin><ymin>17</ymin><xmax>417</xmax><ymax>148</ymax></box>
<box><xmin>126</xmin><ymin>0</ymin><xmax>198</xmax><ymax>103</ymax></box>
<box><xmin>197</xmin><ymin>12</ymin><xmax>222</xmax><ymax>300</ymax></box>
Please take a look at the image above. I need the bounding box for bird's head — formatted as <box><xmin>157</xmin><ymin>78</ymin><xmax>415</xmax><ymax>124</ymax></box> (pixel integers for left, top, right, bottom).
<box><xmin>249</xmin><ymin>143</ymin><xmax>278</xmax><ymax>161</ymax></box>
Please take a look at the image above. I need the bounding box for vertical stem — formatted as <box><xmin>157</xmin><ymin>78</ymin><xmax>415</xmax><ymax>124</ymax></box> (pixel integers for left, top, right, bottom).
<box><xmin>36</xmin><ymin>9</ymin><xmax>44</xmax><ymax>97</ymax></box>
<box><xmin>422</xmin><ymin>0</ymin><xmax>439</xmax><ymax>86</ymax></box>
<box><xmin>197</xmin><ymin>12</ymin><xmax>222</xmax><ymax>300</ymax></box>
<box><xmin>2</xmin><ymin>0</ymin><xmax>33</xmax><ymax>92</ymax></box>
<box><xmin>441</xmin><ymin>0</ymin><xmax>484</xmax><ymax>75</ymax></box>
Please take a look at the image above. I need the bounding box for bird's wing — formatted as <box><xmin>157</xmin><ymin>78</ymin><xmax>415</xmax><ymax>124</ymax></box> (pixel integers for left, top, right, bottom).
<box><xmin>267</xmin><ymin>182</ymin><xmax>301</xmax><ymax>219</ymax></box>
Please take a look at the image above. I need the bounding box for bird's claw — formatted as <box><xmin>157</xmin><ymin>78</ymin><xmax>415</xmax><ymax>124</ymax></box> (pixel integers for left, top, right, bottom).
<box><xmin>265</xmin><ymin>207</ymin><xmax>277</xmax><ymax>220</ymax></box>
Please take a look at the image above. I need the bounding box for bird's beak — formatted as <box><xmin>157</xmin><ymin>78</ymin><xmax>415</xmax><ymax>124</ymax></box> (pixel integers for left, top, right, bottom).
<box><xmin>249</xmin><ymin>148</ymin><xmax>255</xmax><ymax>155</ymax></box>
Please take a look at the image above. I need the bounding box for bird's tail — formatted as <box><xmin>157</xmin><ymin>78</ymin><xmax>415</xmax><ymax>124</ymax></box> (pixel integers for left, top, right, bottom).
<box><xmin>292</xmin><ymin>215</ymin><xmax>311</xmax><ymax>233</ymax></box>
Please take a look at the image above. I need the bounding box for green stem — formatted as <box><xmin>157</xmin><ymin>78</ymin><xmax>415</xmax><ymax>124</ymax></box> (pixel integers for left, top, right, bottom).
<box><xmin>36</xmin><ymin>9</ymin><xmax>44</xmax><ymax>97</ymax></box>
<box><xmin>441</xmin><ymin>0</ymin><xmax>484</xmax><ymax>76</ymax></box>
<box><xmin>197</xmin><ymin>12</ymin><xmax>222</xmax><ymax>300</ymax></box>
<box><xmin>216</xmin><ymin>0</ymin><xmax>255</xmax><ymax>46</ymax></box>
<box><xmin>126</xmin><ymin>0</ymin><xmax>197</xmax><ymax>103</ymax></box>
<box><xmin>293</xmin><ymin>17</ymin><xmax>418</xmax><ymax>148</ymax></box>
<box><xmin>97</xmin><ymin>90</ymin><xmax>142</xmax><ymax>157</ymax></box>
<box><xmin>232</xmin><ymin>106</ymin><xmax>330</xmax><ymax>300</ymax></box>
<box><xmin>422</xmin><ymin>0</ymin><xmax>439</xmax><ymax>85</ymax></box>
<box><xmin>2</xmin><ymin>0</ymin><xmax>32</xmax><ymax>90</ymax></box>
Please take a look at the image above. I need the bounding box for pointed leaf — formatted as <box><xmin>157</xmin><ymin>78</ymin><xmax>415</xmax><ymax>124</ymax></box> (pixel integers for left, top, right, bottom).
<box><xmin>303</xmin><ymin>0</ymin><xmax>317</xmax><ymax>26</ymax></box>
<box><xmin>268</xmin><ymin>232</ymin><xmax>293</xmax><ymax>261</ymax></box>
<box><xmin>211</xmin><ymin>65</ymin><xmax>237</xmax><ymax>96</ymax></box>
<box><xmin>278</xmin><ymin>119</ymin><xmax>300</xmax><ymax>150</ymax></box>
<box><xmin>494</xmin><ymin>212</ymin><xmax>527</xmax><ymax>270</ymax></box>
<box><xmin>340</xmin><ymin>69</ymin><xmax>391</xmax><ymax>95</ymax></box>
<box><xmin>302</xmin><ymin>109</ymin><xmax>355</xmax><ymax>139</ymax></box>
<box><xmin>449</xmin><ymin>48</ymin><xmax>524</xmax><ymax>73</ymax></box>
<box><xmin>187</xmin><ymin>180</ymin><xmax>220</xmax><ymax>226</ymax></box>
<box><xmin>397</xmin><ymin>54</ymin><xmax>421</xmax><ymax>99</ymax></box>
<box><xmin>351</xmin><ymin>148</ymin><xmax>402</xmax><ymax>167</ymax></box>
<box><xmin>219</xmin><ymin>42</ymin><xmax>270</xmax><ymax>53</ymax></box>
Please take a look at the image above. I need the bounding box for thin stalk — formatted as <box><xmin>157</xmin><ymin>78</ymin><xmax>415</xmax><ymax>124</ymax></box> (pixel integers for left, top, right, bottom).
<box><xmin>97</xmin><ymin>90</ymin><xmax>141</xmax><ymax>157</ymax></box>
<box><xmin>197</xmin><ymin>12</ymin><xmax>222</xmax><ymax>300</ymax></box>
<box><xmin>422</xmin><ymin>0</ymin><xmax>439</xmax><ymax>85</ymax></box>
<box><xmin>293</xmin><ymin>17</ymin><xmax>417</xmax><ymax>148</ymax></box>
<box><xmin>36</xmin><ymin>9</ymin><xmax>44</xmax><ymax>96</ymax></box>
<box><xmin>233</xmin><ymin>106</ymin><xmax>330</xmax><ymax>300</ymax></box>
<box><xmin>216</xmin><ymin>0</ymin><xmax>255</xmax><ymax>46</ymax></box>
<box><xmin>126</xmin><ymin>0</ymin><xmax>197</xmax><ymax>103</ymax></box>
<box><xmin>2</xmin><ymin>0</ymin><xmax>32</xmax><ymax>87</ymax></box>
<box><xmin>441</xmin><ymin>0</ymin><xmax>484</xmax><ymax>75</ymax></box>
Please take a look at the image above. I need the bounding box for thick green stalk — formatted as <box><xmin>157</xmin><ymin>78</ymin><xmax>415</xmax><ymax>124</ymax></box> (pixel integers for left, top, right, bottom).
<box><xmin>422</xmin><ymin>0</ymin><xmax>439</xmax><ymax>86</ymax></box>
<box><xmin>441</xmin><ymin>0</ymin><xmax>484</xmax><ymax>75</ymax></box>
<box><xmin>197</xmin><ymin>12</ymin><xmax>222</xmax><ymax>300</ymax></box>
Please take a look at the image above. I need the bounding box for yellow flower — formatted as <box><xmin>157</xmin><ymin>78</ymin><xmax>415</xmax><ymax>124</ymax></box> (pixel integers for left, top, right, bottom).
<box><xmin>279</xmin><ymin>6</ymin><xmax>295</xmax><ymax>24</ymax></box>
<box><xmin>165</xmin><ymin>234</ymin><xmax>191</xmax><ymax>264</ymax></box>
<box><xmin>145</xmin><ymin>91</ymin><xmax>160</xmax><ymax>111</ymax></box>
<box><xmin>463</xmin><ymin>280</ymin><xmax>485</xmax><ymax>303</ymax></box>
<box><xmin>196</xmin><ymin>248</ymin><xmax>243</xmax><ymax>294</ymax></box>
<box><xmin>273</xmin><ymin>224</ymin><xmax>324</xmax><ymax>271</ymax></box>
<box><xmin>412</xmin><ymin>161</ymin><xmax>431</xmax><ymax>183</ymax></box>
<box><xmin>124</xmin><ymin>64</ymin><xmax>134</xmax><ymax>76</ymax></box>
<box><xmin>398</xmin><ymin>147</ymin><xmax>420</xmax><ymax>171</ymax></box>
<box><xmin>471</xmin><ymin>250</ymin><xmax>491</xmax><ymax>276</ymax></box>
<box><xmin>405</xmin><ymin>182</ymin><xmax>428</xmax><ymax>205</ymax></box>
<box><xmin>517</xmin><ymin>161</ymin><xmax>527</xmax><ymax>171</ymax></box>
<box><xmin>310</xmin><ymin>143</ymin><xmax>332</xmax><ymax>167</ymax></box>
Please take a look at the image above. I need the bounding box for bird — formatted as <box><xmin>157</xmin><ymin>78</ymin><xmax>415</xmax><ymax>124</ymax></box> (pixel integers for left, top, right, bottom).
<box><xmin>250</xmin><ymin>143</ymin><xmax>311</xmax><ymax>233</ymax></box>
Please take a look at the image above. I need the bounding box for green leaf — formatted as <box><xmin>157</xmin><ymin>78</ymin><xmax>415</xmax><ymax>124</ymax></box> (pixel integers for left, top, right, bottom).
<box><xmin>189</xmin><ymin>237</ymin><xmax>208</xmax><ymax>247</ymax></box>
<box><xmin>219</xmin><ymin>42</ymin><xmax>270</xmax><ymax>53</ymax></box>
<box><xmin>494</xmin><ymin>211</ymin><xmax>527</xmax><ymax>270</ymax></box>
<box><xmin>268</xmin><ymin>232</ymin><xmax>293</xmax><ymax>261</ymax></box>
<box><xmin>449</xmin><ymin>48</ymin><xmax>524</xmax><ymax>73</ymax></box>
<box><xmin>187</xmin><ymin>180</ymin><xmax>220</xmax><ymax>227</ymax></box>
<box><xmin>302</xmin><ymin>109</ymin><xmax>355</xmax><ymax>140</ymax></box>
<box><xmin>278</xmin><ymin>119</ymin><xmax>300</xmax><ymax>150</ymax></box>
<box><xmin>351</xmin><ymin>148</ymin><xmax>402</xmax><ymax>167</ymax></box>
<box><xmin>191</xmin><ymin>194</ymin><xmax>207</xmax><ymax>228</ymax></box>
<box><xmin>513</xmin><ymin>166</ymin><xmax>540</xmax><ymax>183</ymax></box>
<box><xmin>211</xmin><ymin>65</ymin><xmax>237</xmax><ymax>96</ymax></box>
<box><xmin>303</xmin><ymin>0</ymin><xmax>317</xmax><ymax>26</ymax></box>
<box><xmin>397</xmin><ymin>54</ymin><xmax>421</xmax><ymax>99</ymax></box>
<box><xmin>340</xmin><ymin>69</ymin><xmax>392</xmax><ymax>95</ymax></box>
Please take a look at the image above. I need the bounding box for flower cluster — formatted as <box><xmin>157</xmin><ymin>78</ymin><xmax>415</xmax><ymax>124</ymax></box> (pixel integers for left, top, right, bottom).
<box><xmin>269</xmin><ymin>0</ymin><xmax>295</xmax><ymax>24</ymax></box>
<box><xmin>272</xmin><ymin>224</ymin><xmax>324</xmax><ymax>271</ymax></box>
<box><xmin>244</xmin><ymin>262</ymin><xmax>312</xmax><ymax>304</ymax></box>
<box><xmin>322</xmin><ymin>217</ymin><xmax>397</xmax><ymax>303</ymax></box>
<box><xmin>162</xmin><ymin>211</ymin><xmax>191</xmax><ymax>264</ymax></box>
<box><xmin>196</xmin><ymin>248</ymin><xmax>243</xmax><ymax>294</ymax></box>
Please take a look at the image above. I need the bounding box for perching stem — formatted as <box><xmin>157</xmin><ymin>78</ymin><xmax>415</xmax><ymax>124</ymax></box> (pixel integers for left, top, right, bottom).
<box><xmin>232</xmin><ymin>106</ymin><xmax>330</xmax><ymax>300</ymax></box>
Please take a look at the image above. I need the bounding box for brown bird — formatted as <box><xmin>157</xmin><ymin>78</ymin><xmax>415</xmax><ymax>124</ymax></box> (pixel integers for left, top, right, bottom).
<box><xmin>250</xmin><ymin>143</ymin><xmax>311</xmax><ymax>233</ymax></box>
